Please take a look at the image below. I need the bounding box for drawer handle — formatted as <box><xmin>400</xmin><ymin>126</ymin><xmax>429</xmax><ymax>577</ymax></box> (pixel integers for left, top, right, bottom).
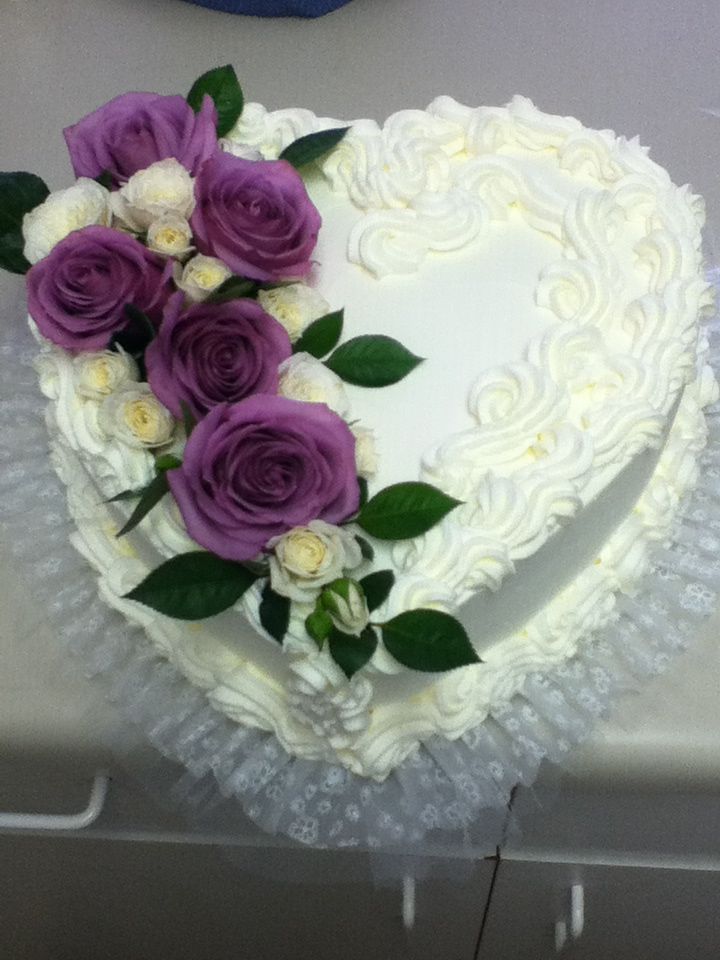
<box><xmin>0</xmin><ymin>772</ymin><xmax>109</xmax><ymax>832</ymax></box>
<box><xmin>402</xmin><ymin>874</ymin><xmax>416</xmax><ymax>930</ymax></box>
<box><xmin>555</xmin><ymin>884</ymin><xmax>584</xmax><ymax>953</ymax></box>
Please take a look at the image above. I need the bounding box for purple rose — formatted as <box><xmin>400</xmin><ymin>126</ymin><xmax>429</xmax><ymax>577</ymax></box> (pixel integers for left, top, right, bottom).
<box><xmin>27</xmin><ymin>225</ymin><xmax>172</xmax><ymax>351</ymax></box>
<box><xmin>63</xmin><ymin>93</ymin><xmax>219</xmax><ymax>186</ymax></box>
<box><xmin>145</xmin><ymin>292</ymin><xmax>292</xmax><ymax>419</ymax></box>
<box><xmin>190</xmin><ymin>154</ymin><xmax>322</xmax><ymax>282</ymax></box>
<box><xmin>169</xmin><ymin>396</ymin><xmax>359</xmax><ymax>561</ymax></box>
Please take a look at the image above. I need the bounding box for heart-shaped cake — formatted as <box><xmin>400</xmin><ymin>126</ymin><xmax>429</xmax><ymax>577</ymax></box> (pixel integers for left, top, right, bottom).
<box><xmin>7</xmin><ymin>71</ymin><xmax>715</xmax><ymax>781</ymax></box>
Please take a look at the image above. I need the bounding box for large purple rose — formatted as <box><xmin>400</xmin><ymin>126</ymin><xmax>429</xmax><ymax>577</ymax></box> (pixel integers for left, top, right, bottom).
<box><xmin>63</xmin><ymin>93</ymin><xmax>219</xmax><ymax>186</ymax></box>
<box><xmin>27</xmin><ymin>225</ymin><xmax>172</xmax><ymax>351</ymax></box>
<box><xmin>190</xmin><ymin>153</ymin><xmax>322</xmax><ymax>282</ymax></box>
<box><xmin>169</xmin><ymin>397</ymin><xmax>359</xmax><ymax>562</ymax></box>
<box><xmin>145</xmin><ymin>292</ymin><xmax>292</xmax><ymax>419</ymax></box>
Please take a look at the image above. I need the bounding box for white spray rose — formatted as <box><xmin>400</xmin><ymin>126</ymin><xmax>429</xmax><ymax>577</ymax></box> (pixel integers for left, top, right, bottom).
<box><xmin>268</xmin><ymin>520</ymin><xmax>363</xmax><ymax>603</ymax></box>
<box><xmin>98</xmin><ymin>383</ymin><xmax>175</xmax><ymax>448</ymax></box>
<box><xmin>177</xmin><ymin>254</ymin><xmax>232</xmax><ymax>302</ymax></box>
<box><xmin>351</xmin><ymin>425</ymin><xmax>378</xmax><ymax>479</ymax></box>
<box><xmin>278</xmin><ymin>352</ymin><xmax>349</xmax><ymax>417</ymax></box>
<box><xmin>111</xmin><ymin>158</ymin><xmax>195</xmax><ymax>231</ymax></box>
<box><xmin>22</xmin><ymin>178</ymin><xmax>111</xmax><ymax>264</ymax></box>
<box><xmin>73</xmin><ymin>347</ymin><xmax>139</xmax><ymax>400</ymax></box>
<box><xmin>321</xmin><ymin>578</ymin><xmax>370</xmax><ymax>635</ymax></box>
<box><xmin>147</xmin><ymin>213</ymin><xmax>194</xmax><ymax>257</ymax></box>
<box><xmin>258</xmin><ymin>283</ymin><xmax>331</xmax><ymax>343</ymax></box>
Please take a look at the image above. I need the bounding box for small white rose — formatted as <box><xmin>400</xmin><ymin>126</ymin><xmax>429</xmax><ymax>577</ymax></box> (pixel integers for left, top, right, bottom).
<box><xmin>258</xmin><ymin>283</ymin><xmax>330</xmax><ymax>343</ymax></box>
<box><xmin>351</xmin><ymin>425</ymin><xmax>378</xmax><ymax>479</ymax></box>
<box><xmin>321</xmin><ymin>578</ymin><xmax>370</xmax><ymax>635</ymax></box>
<box><xmin>278</xmin><ymin>352</ymin><xmax>349</xmax><ymax>417</ymax></box>
<box><xmin>146</xmin><ymin>213</ymin><xmax>194</xmax><ymax>257</ymax></box>
<box><xmin>111</xmin><ymin>158</ymin><xmax>195</xmax><ymax>232</ymax></box>
<box><xmin>177</xmin><ymin>254</ymin><xmax>233</xmax><ymax>303</ymax></box>
<box><xmin>98</xmin><ymin>383</ymin><xmax>175</xmax><ymax>448</ymax></box>
<box><xmin>268</xmin><ymin>520</ymin><xmax>363</xmax><ymax>603</ymax></box>
<box><xmin>22</xmin><ymin>178</ymin><xmax>112</xmax><ymax>264</ymax></box>
<box><xmin>73</xmin><ymin>347</ymin><xmax>139</xmax><ymax>400</ymax></box>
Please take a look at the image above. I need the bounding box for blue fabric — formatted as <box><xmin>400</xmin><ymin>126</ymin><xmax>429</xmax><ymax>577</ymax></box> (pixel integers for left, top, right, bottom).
<box><xmin>181</xmin><ymin>0</ymin><xmax>352</xmax><ymax>16</ymax></box>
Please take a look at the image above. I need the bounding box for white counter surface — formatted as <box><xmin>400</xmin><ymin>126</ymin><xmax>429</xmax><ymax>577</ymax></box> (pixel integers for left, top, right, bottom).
<box><xmin>2</xmin><ymin>0</ymin><xmax>720</xmax><ymax>796</ymax></box>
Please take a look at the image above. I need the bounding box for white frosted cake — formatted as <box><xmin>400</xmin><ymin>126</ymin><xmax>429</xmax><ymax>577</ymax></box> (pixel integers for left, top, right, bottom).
<box><xmin>26</xmin><ymin>92</ymin><xmax>716</xmax><ymax>781</ymax></box>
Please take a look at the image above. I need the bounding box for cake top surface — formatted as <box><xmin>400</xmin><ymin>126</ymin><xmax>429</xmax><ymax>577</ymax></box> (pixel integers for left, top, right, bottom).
<box><xmin>4</xmin><ymin>71</ymin><xmax>713</xmax><ymax>779</ymax></box>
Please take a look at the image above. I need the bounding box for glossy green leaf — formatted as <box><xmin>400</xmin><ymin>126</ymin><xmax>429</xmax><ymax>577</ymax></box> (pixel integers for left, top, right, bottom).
<box><xmin>187</xmin><ymin>64</ymin><xmax>244</xmax><ymax>138</ymax></box>
<box><xmin>124</xmin><ymin>551</ymin><xmax>258</xmax><ymax>620</ymax></box>
<box><xmin>279</xmin><ymin>127</ymin><xmax>350</xmax><ymax>170</ymax></box>
<box><xmin>356</xmin><ymin>476</ymin><xmax>369</xmax><ymax>511</ymax></box>
<box><xmin>116</xmin><ymin>471</ymin><xmax>170</xmax><ymax>538</ymax></box>
<box><xmin>328</xmin><ymin>625</ymin><xmax>378</xmax><ymax>679</ymax></box>
<box><xmin>355</xmin><ymin>534</ymin><xmax>374</xmax><ymax>562</ymax></box>
<box><xmin>359</xmin><ymin>569</ymin><xmax>395</xmax><ymax>612</ymax></box>
<box><xmin>106</xmin><ymin>487</ymin><xmax>144</xmax><ymax>503</ymax></box>
<box><xmin>206</xmin><ymin>275</ymin><xmax>258</xmax><ymax>304</ymax></box>
<box><xmin>381</xmin><ymin>609</ymin><xmax>480</xmax><ymax>673</ymax></box>
<box><xmin>357</xmin><ymin>481</ymin><xmax>462</xmax><ymax>540</ymax></box>
<box><xmin>154</xmin><ymin>453</ymin><xmax>182</xmax><ymax>473</ymax></box>
<box><xmin>293</xmin><ymin>309</ymin><xmax>344</xmax><ymax>358</ymax></box>
<box><xmin>0</xmin><ymin>171</ymin><xmax>50</xmax><ymax>274</ymax></box>
<box><xmin>259</xmin><ymin>583</ymin><xmax>291</xmax><ymax>644</ymax></box>
<box><xmin>325</xmin><ymin>335</ymin><xmax>423</xmax><ymax>387</ymax></box>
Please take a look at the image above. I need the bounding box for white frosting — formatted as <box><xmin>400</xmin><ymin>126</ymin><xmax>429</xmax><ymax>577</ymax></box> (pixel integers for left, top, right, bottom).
<box><xmin>38</xmin><ymin>96</ymin><xmax>715</xmax><ymax>781</ymax></box>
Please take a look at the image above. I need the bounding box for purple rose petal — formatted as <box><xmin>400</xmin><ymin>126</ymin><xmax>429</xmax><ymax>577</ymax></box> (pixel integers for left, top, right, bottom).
<box><xmin>168</xmin><ymin>396</ymin><xmax>359</xmax><ymax>561</ymax></box>
<box><xmin>27</xmin><ymin>226</ymin><xmax>173</xmax><ymax>351</ymax></box>
<box><xmin>64</xmin><ymin>92</ymin><xmax>219</xmax><ymax>186</ymax></box>
<box><xmin>145</xmin><ymin>292</ymin><xmax>292</xmax><ymax>419</ymax></box>
<box><xmin>190</xmin><ymin>153</ymin><xmax>321</xmax><ymax>282</ymax></box>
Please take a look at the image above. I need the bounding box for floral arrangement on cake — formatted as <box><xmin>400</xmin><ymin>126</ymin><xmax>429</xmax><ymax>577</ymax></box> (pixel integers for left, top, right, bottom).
<box><xmin>0</xmin><ymin>65</ymin><xmax>480</xmax><ymax>680</ymax></box>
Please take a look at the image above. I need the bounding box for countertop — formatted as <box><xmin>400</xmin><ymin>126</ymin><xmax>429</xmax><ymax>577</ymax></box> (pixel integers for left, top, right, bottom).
<box><xmin>3</xmin><ymin>0</ymin><xmax>720</xmax><ymax>807</ymax></box>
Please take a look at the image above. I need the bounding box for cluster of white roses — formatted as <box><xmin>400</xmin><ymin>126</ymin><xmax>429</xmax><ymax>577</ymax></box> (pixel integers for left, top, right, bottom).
<box><xmin>22</xmin><ymin>158</ymin><xmax>234</xmax><ymax>303</ymax></box>
<box><xmin>72</xmin><ymin>348</ymin><xmax>176</xmax><ymax>449</ymax></box>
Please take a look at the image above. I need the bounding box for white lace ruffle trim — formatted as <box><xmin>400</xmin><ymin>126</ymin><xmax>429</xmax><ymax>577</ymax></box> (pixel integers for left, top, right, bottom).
<box><xmin>2</xmin><ymin>300</ymin><xmax>720</xmax><ymax>850</ymax></box>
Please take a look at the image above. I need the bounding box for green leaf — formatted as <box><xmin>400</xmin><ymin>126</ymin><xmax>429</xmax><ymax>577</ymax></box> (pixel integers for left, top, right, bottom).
<box><xmin>279</xmin><ymin>127</ymin><xmax>350</xmax><ymax>170</ymax></box>
<box><xmin>116</xmin><ymin>471</ymin><xmax>170</xmax><ymax>538</ymax></box>
<box><xmin>0</xmin><ymin>171</ymin><xmax>50</xmax><ymax>274</ymax></box>
<box><xmin>293</xmin><ymin>309</ymin><xmax>343</xmax><ymax>358</ymax></box>
<box><xmin>106</xmin><ymin>487</ymin><xmax>144</xmax><ymax>503</ymax></box>
<box><xmin>258</xmin><ymin>583</ymin><xmax>291</xmax><ymax>644</ymax></box>
<box><xmin>325</xmin><ymin>335</ymin><xmax>423</xmax><ymax>387</ymax></box>
<box><xmin>187</xmin><ymin>64</ymin><xmax>244</xmax><ymax>138</ymax></box>
<box><xmin>179</xmin><ymin>401</ymin><xmax>196</xmax><ymax>440</ymax></box>
<box><xmin>94</xmin><ymin>170</ymin><xmax>113</xmax><ymax>190</ymax></box>
<box><xmin>328</xmin><ymin>625</ymin><xmax>377</xmax><ymax>679</ymax></box>
<box><xmin>305</xmin><ymin>606</ymin><xmax>333</xmax><ymax>647</ymax></box>
<box><xmin>357</xmin><ymin>482</ymin><xmax>462</xmax><ymax>540</ymax></box>
<box><xmin>355</xmin><ymin>534</ymin><xmax>374</xmax><ymax>562</ymax></box>
<box><xmin>124</xmin><ymin>551</ymin><xmax>258</xmax><ymax>620</ymax></box>
<box><xmin>381</xmin><ymin>609</ymin><xmax>480</xmax><ymax>673</ymax></box>
<box><xmin>359</xmin><ymin>569</ymin><xmax>395</xmax><ymax>612</ymax></box>
<box><xmin>114</xmin><ymin>455</ymin><xmax>181</xmax><ymax>536</ymax></box>
<box><xmin>206</xmin><ymin>275</ymin><xmax>258</xmax><ymax>304</ymax></box>
<box><xmin>357</xmin><ymin>476</ymin><xmax>369</xmax><ymax>511</ymax></box>
<box><xmin>154</xmin><ymin>453</ymin><xmax>182</xmax><ymax>473</ymax></box>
